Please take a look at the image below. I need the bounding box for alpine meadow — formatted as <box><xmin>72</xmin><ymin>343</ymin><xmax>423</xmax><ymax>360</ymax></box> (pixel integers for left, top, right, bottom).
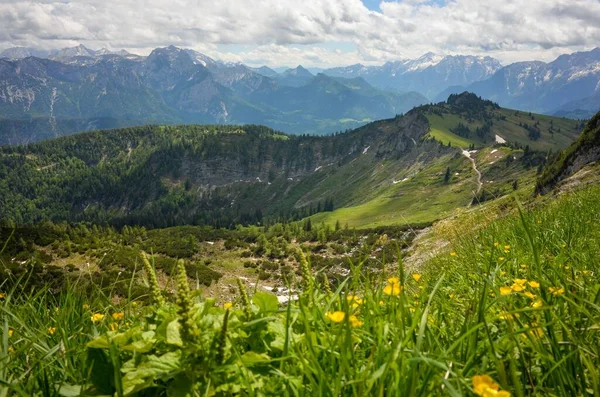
<box><xmin>1</xmin><ymin>1</ymin><xmax>600</xmax><ymax>396</ymax></box>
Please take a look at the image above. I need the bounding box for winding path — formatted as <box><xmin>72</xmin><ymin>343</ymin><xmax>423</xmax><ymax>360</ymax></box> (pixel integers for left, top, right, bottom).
<box><xmin>461</xmin><ymin>150</ymin><xmax>482</xmax><ymax>195</ymax></box>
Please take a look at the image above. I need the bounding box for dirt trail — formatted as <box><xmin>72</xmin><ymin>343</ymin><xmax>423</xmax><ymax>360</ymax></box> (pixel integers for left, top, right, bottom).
<box><xmin>461</xmin><ymin>150</ymin><xmax>482</xmax><ymax>195</ymax></box>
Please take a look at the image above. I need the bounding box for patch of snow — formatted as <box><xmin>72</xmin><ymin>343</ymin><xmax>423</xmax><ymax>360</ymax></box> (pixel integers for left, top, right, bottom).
<box><xmin>495</xmin><ymin>135</ymin><xmax>507</xmax><ymax>144</ymax></box>
<box><xmin>314</xmin><ymin>166</ymin><xmax>322</xmax><ymax>172</ymax></box>
<box><xmin>363</xmin><ymin>146</ymin><xmax>370</xmax><ymax>154</ymax></box>
<box><xmin>490</xmin><ymin>149</ymin><xmax>498</xmax><ymax>154</ymax></box>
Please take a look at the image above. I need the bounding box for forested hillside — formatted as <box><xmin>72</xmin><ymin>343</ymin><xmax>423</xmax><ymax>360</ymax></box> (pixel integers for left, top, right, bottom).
<box><xmin>0</xmin><ymin>95</ymin><xmax>582</xmax><ymax>229</ymax></box>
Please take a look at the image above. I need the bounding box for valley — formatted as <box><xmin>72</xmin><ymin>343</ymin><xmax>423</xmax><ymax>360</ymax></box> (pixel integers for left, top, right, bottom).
<box><xmin>0</xmin><ymin>47</ymin><xmax>599</xmax><ymax>397</ymax></box>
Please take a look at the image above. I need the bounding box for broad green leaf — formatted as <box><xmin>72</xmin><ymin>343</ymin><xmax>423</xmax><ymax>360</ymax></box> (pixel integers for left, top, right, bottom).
<box><xmin>86</xmin><ymin>334</ymin><xmax>110</xmax><ymax>349</ymax></box>
<box><xmin>252</xmin><ymin>291</ymin><xmax>279</xmax><ymax>313</ymax></box>
<box><xmin>57</xmin><ymin>384</ymin><xmax>82</xmax><ymax>397</ymax></box>
<box><xmin>166</xmin><ymin>320</ymin><xmax>183</xmax><ymax>346</ymax></box>
<box><xmin>267</xmin><ymin>321</ymin><xmax>286</xmax><ymax>351</ymax></box>
<box><xmin>167</xmin><ymin>374</ymin><xmax>194</xmax><ymax>397</ymax></box>
<box><xmin>86</xmin><ymin>348</ymin><xmax>115</xmax><ymax>395</ymax></box>
<box><xmin>240</xmin><ymin>351</ymin><xmax>271</xmax><ymax>366</ymax></box>
<box><xmin>122</xmin><ymin>351</ymin><xmax>182</xmax><ymax>395</ymax></box>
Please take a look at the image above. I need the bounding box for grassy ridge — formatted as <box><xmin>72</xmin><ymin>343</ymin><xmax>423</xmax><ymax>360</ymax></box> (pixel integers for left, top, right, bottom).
<box><xmin>1</xmin><ymin>182</ymin><xmax>599</xmax><ymax>395</ymax></box>
<box><xmin>425</xmin><ymin>102</ymin><xmax>582</xmax><ymax>151</ymax></box>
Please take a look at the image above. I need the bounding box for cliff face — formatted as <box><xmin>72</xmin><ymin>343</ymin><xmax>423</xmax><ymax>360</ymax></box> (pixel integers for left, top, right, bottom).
<box><xmin>537</xmin><ymin>111</ymin><xmax>600</xmax><ymax>194</ymax></box>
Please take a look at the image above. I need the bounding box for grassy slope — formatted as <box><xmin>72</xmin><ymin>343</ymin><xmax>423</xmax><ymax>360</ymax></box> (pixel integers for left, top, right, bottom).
<box><xmin>426</xmin><ymin>107</ymin><xmax>581</xmax><ymax>150</ymax></box>
<box><xmin>309</xmin><ymin>152</ymin><xmax>475</xmax><ymax>228</ymax></box>
<box><xmin>1</xmin><ymin>179</ymin><xmax>598</xmax><ymax>395</ymax></box>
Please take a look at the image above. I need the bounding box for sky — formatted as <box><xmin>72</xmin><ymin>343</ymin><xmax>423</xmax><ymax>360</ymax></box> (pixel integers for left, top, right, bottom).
<box><xmin>1</xmin><ymin>0</ymin><xmax>599</xmax><ymax>68</ymax></box>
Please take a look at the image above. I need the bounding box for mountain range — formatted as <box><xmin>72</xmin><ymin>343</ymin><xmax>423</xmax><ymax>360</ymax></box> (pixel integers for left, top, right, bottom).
<box><xmin>437</xmin><ymin>48</ymin><xmax>600</xmax><ymax>119</ymax></box>
<box><xmin>0</xmin><ymin>45</ymin><xmax>427</xmax><ymax>144</ymax></box>
<box><xmin>323</xmin><ymin>53</ymin><xmax>502</xmax><ymax>99</ymax></box>
<box><xmin>1</xmin><ymin>44</ymin><xmax>599</xmax><ymax>146</ymax></box>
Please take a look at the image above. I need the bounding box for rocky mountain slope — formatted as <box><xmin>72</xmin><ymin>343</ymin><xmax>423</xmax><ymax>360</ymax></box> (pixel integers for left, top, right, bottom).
<box><xmin>324</xmin><ymin>53</ymin><xmax>502</xmax><ymax>99</ymax></box>
<box><xmin>437</xmin><ymin>48</ymin><xmax>600</xmax><ymax>118</ymax></box>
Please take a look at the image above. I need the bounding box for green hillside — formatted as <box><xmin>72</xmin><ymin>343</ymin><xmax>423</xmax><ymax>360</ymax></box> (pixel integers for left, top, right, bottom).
<box><xmin>0</xmin><ymin>95</ymin><xmax>578</xmax><ymax>231</ymax></box>
<box><xmin>424</xmin><ymin>93</ymin><xmax>583</xmax><ymax>150</ymax></box>
<box><xmin>537</xmin><ymin>110</ymin><xmax>600</xmax><ymax>193</ymax></box>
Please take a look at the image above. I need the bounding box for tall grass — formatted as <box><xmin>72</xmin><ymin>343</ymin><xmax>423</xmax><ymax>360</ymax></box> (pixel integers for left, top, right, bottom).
<box><xmin>1</xmin><ymin>185</ymin><xmax>599</xmax><ymax>396</ymax></box>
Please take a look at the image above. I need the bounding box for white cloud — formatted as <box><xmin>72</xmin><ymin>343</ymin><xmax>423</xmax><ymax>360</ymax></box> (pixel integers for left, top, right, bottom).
<box><xmin>0</xmin><ymin>0</ymin><xmax>599</xmax><ymax>67</ymax></box>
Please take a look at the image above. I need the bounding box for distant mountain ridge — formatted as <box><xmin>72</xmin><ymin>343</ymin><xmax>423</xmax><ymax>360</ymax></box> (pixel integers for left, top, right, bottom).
<box><xmin>0</xmin><ymin>45</ymin><xmax>427</xmax><ymax>145</ymax></box>
<box><xmin>2</xmin><ymin>44</ymin><xmax>599</xmax><ymax>145</ymax></box>
<box><xmin>437</xmin><ymin>48</ymin><xmax>600</xmax><ymax>119</ymax></box>
<box><xmin>323</xmin><ymin>53</ymin><xmax>502</xmax><ymax>99</ymax></box>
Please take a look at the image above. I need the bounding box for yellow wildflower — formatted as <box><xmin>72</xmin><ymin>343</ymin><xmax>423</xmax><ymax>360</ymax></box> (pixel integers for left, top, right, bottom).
<box><xmin>8</xmin><ymin>329</ymin><xmax>13</xmax><ymax>337</ymax></box>
<box><xmin>326</xmin><ymin>311</ymin><xmax>345</xmax><ymax>323</ymax></box>
<box><xmin>450</xmin><ymin>252</ymin><xmax>457</xmax><ymax>257</ymax></box>
<box><xmin>349</xmin><ymin>315</ymin><xmax>363</xmax><ymax>328</ymax></box>
<box><xmin>529</xmin><ymin>323</ymin><xmax>543</xmax><ymax>338</ymax></box>
<box><xmin>499</xmin><ymin>257</ymin><xmax>505</xmax><ymax>261</ymax></box>
<box><xmin>499</xmin><ymin>286</ymin><xmax>512</xmax><ymax>296</ymax></box>
<box><xmin>387</xmin><ymin>277</ymin><xmax>400</xmax><ymax>284</ymax></box>
<box><xmin>109</xmin><ymin>322</ymin><xmax>118</xmax><ymax>331</ymax></box>
<box><xmin>412</xmin><ymin>274</ymin><xmax>422</xmax><ymax>282</ymax></box>
<box><xmin>8</xmin><ymin>346</ymin><xmax>14</xmax><ymax>354</ymax></box>
<box><xmin>112</xmin><ymin>312</ymin><xmax>125</xmax><ymax>321</ymax></box>
<box><xmin>91</xmin><ymin>313</ymin><xmax>105</xmax><ymax>323</ymax></box>
<box><xmin>520</xmin><ymin>264</ymin><xmax>527</xmax><ymax>269</ymax></box>
<box><xmin>513</xmin><ymin>279</ymin><xmax>527</xmax><ymax>286</ymax></box>
<box><xmin>347</xmin><ymin>295</ymin><xmax>363</xmax><ymax>307</ymax></box>
<box><xmin>223</xmin><ymin>302</ymin><xmax>233</xmax><ymax>309</ymax></box>
<box><xmin>523</xmin><ymin>291</ymin><xmax>536</xmax><ymax>299</ymax></box>
<box><xmin>511</xmin><ymin>283</ymin><xmax>525</xmax><ymax>292</ymax></box>
<box><xmin>383</xmin><ymin>283</ymin><xmax>402</xmax><ymax>296</ymax></box>
<box><xmin>549</xmin><ymin>287</ymin><xmax>565</xmax><ymax>296</ymax></box>
<box><xmin>494</xmin><ymin>242</ymin><xmax>499</xmax><ymax>247</ymax></box>
<box><xmin>472</xmin><ymin>375</ymin><xmax>510</xmax><ymax>397</ymax></box>
<box><xmin>532</xmin><ymin>300</ymin><xmax>543</xmax><ymax>309</ymax></box>
<box><xmin>504</xmin><ymin>245</ymin><xmax>511</xmax><ymax>250</ymax></box>
<box><xmin>48</xmin><ymin>327</ymin><xmax>56</xmax><ymax>335</ymax></box>
<box><xmin>0</xmin><ymin>292</ymin><xmax>5</xmax><ymax>299</ymax></box>
<box><xmin>500</xmin><ymin>271</ymin><xmax>506</xmax><ymax>276</ymax></box>
<box><xmin>499</xmin><ymin>312</ymin><xmax>520</xmax><ymax>321</ymax></box>
<box><xmin>528</xmin><ymin>281</ymin><xmax>540</xmax><ymax>288</ymax></box>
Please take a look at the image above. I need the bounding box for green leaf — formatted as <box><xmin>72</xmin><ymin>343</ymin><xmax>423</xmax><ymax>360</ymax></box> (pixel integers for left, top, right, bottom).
<box><xmin>57</xmin><ymin>384</ymin><xmax>82</xmax><ymax>397</ymax></box>
<box><xmin>267</xmin><ymin>321</ymin><xmax>286</xmax><ymax>351</ymax></box>
<box><xmin>86</xmin><ymin>348</ymin><xmax>116</xmax><ymax>395</ymax></box>
<box><xmin>166</xmin><ymin>374</ymin><xmax>194</xmax><ymax>397</ymax></box>
<box><xmin>122</xmin><ymin>351</ymin><xmax>182</xmax><ymax>395</ymax></box>
<box><xmin>252</xmin><ymin>291</ymin><xmax>279</xmax><ymax>313</ymax></box>
<box><xmin>240</xmin><ymin>351</ymin><xmax>271</xmax><ymax>366</ymax></box>
<box><xmin>166</xmin><ymin>320</ymin><xmax>183</xmax><ymax>346</ymax></box>
<box><xmin>87</xmin><ymin>334</ymin><xmax>111</xmax><ymax>349</ymax></box>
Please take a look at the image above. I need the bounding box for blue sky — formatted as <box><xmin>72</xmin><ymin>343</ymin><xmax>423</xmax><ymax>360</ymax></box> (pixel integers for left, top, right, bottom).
<box><xmin>1</xmin><ymin>0</ymin><xmax>598</xmax><ymax>68</ymax></box>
